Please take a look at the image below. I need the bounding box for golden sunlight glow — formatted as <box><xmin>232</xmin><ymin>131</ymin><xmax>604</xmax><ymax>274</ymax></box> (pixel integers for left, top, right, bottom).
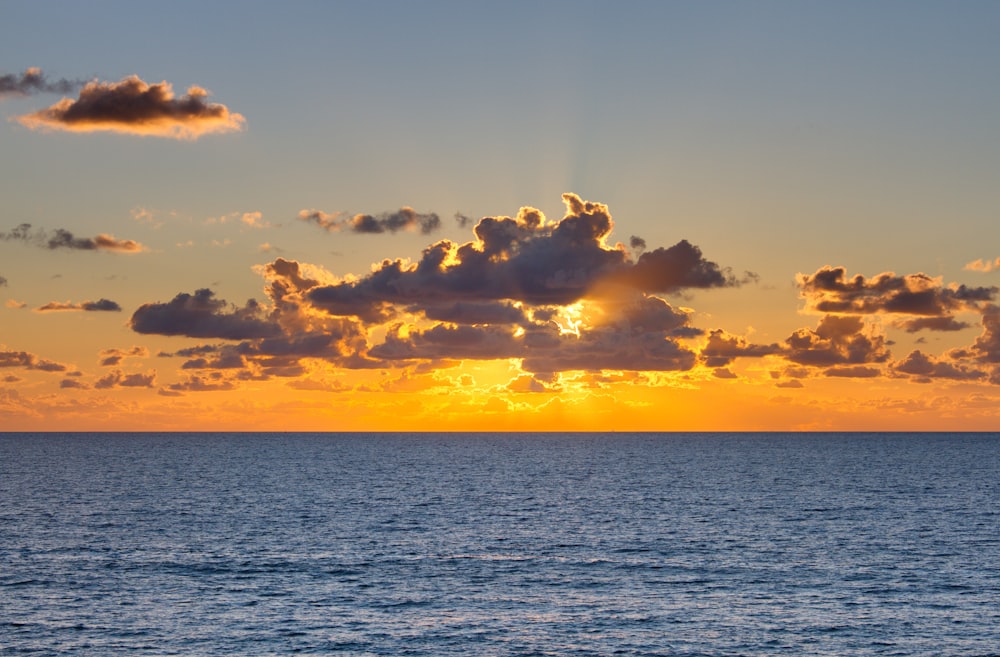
<box><xmin>554</xmin><ymin>301</ymin><xmax>586</xmax><ymax>337</ymax></box>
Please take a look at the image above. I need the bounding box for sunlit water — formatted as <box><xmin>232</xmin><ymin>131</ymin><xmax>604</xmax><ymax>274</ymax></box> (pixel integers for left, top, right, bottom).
<box><xmin>2</xmin><ymin>432</ymin><xmax>998</xmax><ymax>656</ymax></box>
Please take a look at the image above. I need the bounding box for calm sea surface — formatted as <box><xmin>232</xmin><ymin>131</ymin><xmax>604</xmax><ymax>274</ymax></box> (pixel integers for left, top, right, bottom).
<box><xmin>1</xmin><ymin>432</ymin><xmax>998</xmax><ymax>656</ymax></box>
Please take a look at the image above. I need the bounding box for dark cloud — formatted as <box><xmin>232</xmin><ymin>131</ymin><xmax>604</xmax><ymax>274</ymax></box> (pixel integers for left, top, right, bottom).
<box><xmin>629</xmin><ymin>236</ymin><xmax>646</xmax><ymax>251</ymax></box>
<box><xmin>307</xmin><ymin>194</ymin><xmax>740</xmax><ymax>321</ymax></box>
<box><xmin>824</xmin><ymin>365</ymin><xmax>882</xmax><ymax>378</ymax></box>
<box><xmin>0</xmin><ymin>223</ymin><xmax>145</xmax><ymax>253</ymax></box>
<box><xmin>0</xmin><ymin>68</ymin><xmax>82</xmax><ymax>99</ymax></box>
<box><xmin>798</xmin><ymin>266</ymin><xmax>995</xmax><ymax>323</ymax></box>
<box><xmin>94</xmin><ymin>369</ymin><xmax>156</xmax><ymax>389</ymax></box>
<box><xmin>617</xmin><ymin>240</ymin><xmax>737</xmax><ymax>292</ymax></box>
<box><xmin>419</xmin><ymin>301</ymin><xmax>529</xmax><ymax>326</ymax></box>
<box><xmin>298</xmin><ymin>207</ymin><xmax>441</xmax><ymax>235</ymax></box>
<box><xmin>0</xmin><ymin>349</ymin><xmax>67</xmax><ymax>372</ymax></box>
<box><xmin>963</xmin><ymin>305</ymin><xmax>1000</xmax><ymax>364</ymax></box>
<box><xmin>60</xmin><ymin>378</ymin><xmax>87</xmax><ymax>389</ymax></box>
<box><xmin>0</xmin><ymin>275</ymin><xmax>7</xmax><ymax>287</ymax></box>
<box><xmin>784</xmin><ymin>315</ymin><xmax>890</xmax><ymax>368</ymax></box>
<box><xmin>894</xmin><ymin>316</ymin><xmax>971</xmax><ymax>333</ymax></box>
<box><xmin>99</xmin><ymin>346</ymin><xmax>148</xmax><ymax>367</ymax></box>
<box><xmin>893</xmin><ymin>350</ymin><xmax>985</xmax><ymax>382</ymax></box>
<box><xmin>130</xmin><ymin>289</ymin><xmax>281</xmax><ymax>340</ymax></box>
<box><xmin>371</xmin><ymin>316</ymin><xmax>700</xmax><ymax>375</ymax></box>
<box><xmin>15</xmin><ymin>75</ymin><xmax>245</xmax><ymax>139</ymax></box>
<box><xmin>134</xmin><ymin>261</ymin><xmax>363</xmax><ymax>379</ymax></box>
<box><xmin>700</xmin><ymin>329</ymin><xmax>782</xmax><ymax>368</ymax></box>
<box><xmin>37</xmin><ymin>298</ymin><xmax>122</xmax><ymax>312</ymax></box>
<box><xmin>132</xmin><ymin>194</ymin><xmax>748</xmax><ymax>380</ymax></box>
<box><xmin>181</xmin><ymin>349</ymin><xmax>246</xmax><ymax>370</ymax></box>
<box><xmin>167</xmin><ymin>373</ymin><xmax>237</xmax><ymax>392</ymax></box>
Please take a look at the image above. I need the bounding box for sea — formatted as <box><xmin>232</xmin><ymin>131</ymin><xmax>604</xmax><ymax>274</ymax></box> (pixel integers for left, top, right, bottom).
<box><xmin>1</xmin><ymin>432</ymin><xmax>998</xmax><ymax>657</ymax></box>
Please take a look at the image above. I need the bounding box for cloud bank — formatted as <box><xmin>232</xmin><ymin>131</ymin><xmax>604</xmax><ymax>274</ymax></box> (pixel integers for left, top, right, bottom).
<box><xmin>132</xmin><ymin>194</ymin><xmax>748</xmax><ymax>383</ymax></box>
<box><xmin>113</xmin><ymin>194</ymin><xmax>1000</xmax><ymax>394</ymax></box>
<box><xmin>14</xmin><ymin>75</ymin><xmax>245</xmax><ymax>139</ymax></box>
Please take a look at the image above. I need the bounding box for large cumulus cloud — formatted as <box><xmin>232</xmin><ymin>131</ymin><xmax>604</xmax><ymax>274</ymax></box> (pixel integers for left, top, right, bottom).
<box><xmin>307</xmin><ymin>194</ymin><xmax>741</xmax><ymax>319</ymax></box>
<box><xmin>131</xmin><ymin>194</ymin><xmax>744</xmax><ymax>379</ymax></box>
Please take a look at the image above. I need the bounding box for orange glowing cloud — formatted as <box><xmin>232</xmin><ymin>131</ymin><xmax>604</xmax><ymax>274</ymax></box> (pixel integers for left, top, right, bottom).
<box><xmin>15</xmin><ymin>75</ymin><xmax>245</xmax><ymax>139</ymax></box>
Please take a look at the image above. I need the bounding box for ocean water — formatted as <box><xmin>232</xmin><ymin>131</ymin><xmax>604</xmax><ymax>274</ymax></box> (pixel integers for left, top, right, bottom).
<box><xmin>1</xmin><ymin>432</ymin><xmax>998</xmax><ymax>657</ymax></box>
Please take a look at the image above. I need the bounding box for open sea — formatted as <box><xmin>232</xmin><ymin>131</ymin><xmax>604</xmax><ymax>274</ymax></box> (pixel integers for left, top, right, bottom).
<box><xmin>1</xmin><ymin>432</ymin><xmax>998</xmax><ymax>656</ymax></box>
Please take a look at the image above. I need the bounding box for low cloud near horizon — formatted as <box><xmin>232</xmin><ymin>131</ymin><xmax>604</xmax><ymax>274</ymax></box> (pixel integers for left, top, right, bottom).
<box><xmin>121</xmin><ymin>193</ymin><xmax>1000</xmax><ymax>391</ymax></box>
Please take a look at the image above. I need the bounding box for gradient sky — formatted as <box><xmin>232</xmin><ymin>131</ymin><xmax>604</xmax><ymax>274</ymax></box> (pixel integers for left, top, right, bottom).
<box><xmin>3</xmin><ymin>1</ymin><xmax>1000</xmax><ymax>431</ymax></box>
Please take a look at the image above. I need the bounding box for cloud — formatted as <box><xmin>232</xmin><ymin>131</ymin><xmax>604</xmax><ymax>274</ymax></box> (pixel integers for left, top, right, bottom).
<box><xmin>94</xmin><ymin>369</ymin><xmax>156</xmax><ymax>389</ymax></box>
<box><xmin>700</xmin><ymin>329</ymin><xmax>781</xmax><ymax>367</ymax></box>
<box><xmin>823</xmin><ymin>365</ymin><xmax>882</xmax><ymax>378</ymax></box>
<box><xmin>60</xmin><ymin>378</ymin><xmax>88</xmax><ymax>389</ymax></box>
<box><xmin>783</xmin><ymin>315</ymin><xmax>890</xmax><ymax>368</ymax></box>
<box><xmin>964</xmin><ymin>257</ymin><xmax>1000</xmax><ymax>273</ymax></box>
<box><xmin>130</xmin><ymin>288</ymin><xmax>281</xmax><ymax>340</ymax></box>
<box><xmin>0</xmin><ymin>68</ymin><xmax>82</xmax><ymax>99</ymax></box>
<box><xmin>798</xmin><ymin>266</ymin><xmax>995</xmax><ymax>322</ymax></box>
<box><xmin>893</xmin><ymin>316</ymin><xmax>972</xmax><ymax>333</ymax></box>
<box><xmin>959</xmin><ymin>304</ymin><xmax>1000</xmax><ymax>364</ymax></box>
<box><xmin>166</xmin><ymin>372</ymin><xmax>237</xmax><ymax>392</ymax></box>
<box><xmin>307</xmin><ymin>194</ymin><xmax>741</xmax><ymax>320</ymax></box>
<box><xmin>14</xmin><ymin>75</ymin><xmax>246</xmax><ymax>139</ymax></box>
<box><xmin>99</xmin><ymin>346</ymin><xmax>148</xmax><ymax>367</ymax></box>
<box><xmin>893</xmin><ymin>350</ymin><xmax>985</xmax><ymax>382</ymax></box>
<box><xmin>129</xmin><ymin>195</ymin><xmax>747</xmax><ymax>380</ymax></box>
<box><xmin>0</xmin><ymin>349</ymin><xmax>67</xmax><ymax>372</ymax></box>
<box><xmin>207</xmin><ymin>211</ymin><xmax>270</xmax><ymax>229</ymax></box>
<box><xmin>5</xmin><ymin>299</ymin><xmax>27</xmax><ymax>309</ymax></box>
<box><xmin>0</xmin><ymin>275</ymin><xmax>6</xmax><ymax>287</ymax></box>
<box><xmin>36</xmin><ymin>298</ymin><xmax>122</xmax><ymax>312</ymax></box>
<box><xmin>506</xmin><ymin>374</ymin><xmax>555</xmax><ymax>393</ymax></box>
<box><xmin>298</xmin><ymin>207</ymin><xmax>442</xmax><ymax>234</ymax></box>
<box><xmin>0</xmin><ymin>223</ymin><xmax>145</xmax><ymax>252</ymax></box>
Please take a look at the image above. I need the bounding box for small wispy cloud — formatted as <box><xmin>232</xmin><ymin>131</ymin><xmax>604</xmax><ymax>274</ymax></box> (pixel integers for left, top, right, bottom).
<box><xmin>298</xmin><ymin>207</ymin><xmax>441</xmax><ymax>235</ymax></box>
<box><xmin>36</xmin><ymin>298</ymin><xmax>122</xmax><ymax>313</ymax></box>
<box><xmin>964</xmin><ymin>257</ymin><xmax>1000</xmax><ymax>273</ymax></box>
<box><xmin>0</xmin><ymin>68</ymin><xmax>83</xmax><ymax>100</ymax></box>
<box><xmin>206</xmin><ymin>211</ymin><xmax>270</xmax><ymax>229</ymax></box>
<box><xmin>0</xmin><ymin>224</ymin><xmax>145</xmax><ymax>253</ymax></box>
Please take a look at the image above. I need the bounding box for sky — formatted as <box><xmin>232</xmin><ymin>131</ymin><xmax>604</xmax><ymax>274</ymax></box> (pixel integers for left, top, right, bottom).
<box><xmin>2</xmin><ymin>0</ymin><xmax>1000</xmax><ymax>431</ymax></box>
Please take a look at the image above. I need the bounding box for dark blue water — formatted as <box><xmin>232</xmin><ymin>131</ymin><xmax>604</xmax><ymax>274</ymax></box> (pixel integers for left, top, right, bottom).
<box><xmin>1</xmin><ymin>433</ymin><xmax>998</xmax><ymax>656</ymax></box>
